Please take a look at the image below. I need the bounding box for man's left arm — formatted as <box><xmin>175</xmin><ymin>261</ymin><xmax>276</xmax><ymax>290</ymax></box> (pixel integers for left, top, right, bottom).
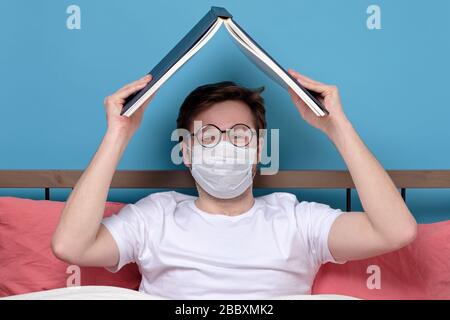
<box><xmin>288</xmin><ymin>69</ymin><xmax>417</xmax><ymax>263</ymax></box>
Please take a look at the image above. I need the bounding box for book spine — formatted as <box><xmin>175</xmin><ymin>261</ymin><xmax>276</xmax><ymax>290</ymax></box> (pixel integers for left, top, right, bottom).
<box><xmin>211</xmin><ymin>6</ymin><xmax>233</xmax><ymax>18</ymax></box>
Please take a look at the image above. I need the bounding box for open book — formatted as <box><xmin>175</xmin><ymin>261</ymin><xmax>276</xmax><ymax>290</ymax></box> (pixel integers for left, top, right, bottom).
<box><xmin>121</xmin><ymin>6</ymin><xmax>329</xmax><ymax>117</ymax></box>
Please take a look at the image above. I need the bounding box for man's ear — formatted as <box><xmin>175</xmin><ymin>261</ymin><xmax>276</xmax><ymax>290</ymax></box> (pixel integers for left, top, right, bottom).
<box><xmin>181</xmin><ymin>140</ymin><xmax>192</xmax><ymax>168</ymax></box>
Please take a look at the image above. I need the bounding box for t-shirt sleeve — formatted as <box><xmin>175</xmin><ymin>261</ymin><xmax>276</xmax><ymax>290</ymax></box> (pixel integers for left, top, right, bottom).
<box><xmin>101</xmin><ymin>203</ymin><xmax>148</xmax><ymax>273</ymax></box>
<box><xmin>295</xmin><ymin>200</ymin><xmax>345</xmax><ymax>266</ymax></box>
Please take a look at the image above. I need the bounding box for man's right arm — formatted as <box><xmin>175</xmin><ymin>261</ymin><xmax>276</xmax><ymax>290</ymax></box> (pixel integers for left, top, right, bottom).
<box><xmin>51</xmin><ymin>75</ymin><xmax>154</xmax><ymax>268</ymax></box>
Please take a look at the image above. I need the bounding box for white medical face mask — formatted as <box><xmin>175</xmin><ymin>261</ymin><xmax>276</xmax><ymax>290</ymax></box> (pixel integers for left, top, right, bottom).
<box><xmin>188</xmin><ymin>140</ymin><xmax>257</xmax><ymax>199</ymax></box>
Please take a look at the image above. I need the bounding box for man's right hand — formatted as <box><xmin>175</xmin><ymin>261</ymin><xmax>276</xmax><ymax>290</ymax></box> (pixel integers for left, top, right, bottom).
<box><xmin>52</xmin><ymin>75</ymin><xmax>156</xmax><ymax>268</ymax></box>
<box><xmin>103</xmin><ymin>74</ymin><xmax>155</xmax><ymax>138</ymax></box>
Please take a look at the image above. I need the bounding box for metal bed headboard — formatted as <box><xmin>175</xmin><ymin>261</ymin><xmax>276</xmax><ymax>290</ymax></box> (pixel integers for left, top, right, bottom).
<box><xmin>1</xmin><ymin>170</ymin><xmax>450</xmax><ymax>211</ymax></box>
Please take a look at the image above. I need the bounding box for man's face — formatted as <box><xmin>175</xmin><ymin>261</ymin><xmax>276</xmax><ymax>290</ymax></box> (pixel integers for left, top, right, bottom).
<box><xmin>182</xmin><ymin>100</ymin><xmax>263</xmax><ymax>168</ymax></box>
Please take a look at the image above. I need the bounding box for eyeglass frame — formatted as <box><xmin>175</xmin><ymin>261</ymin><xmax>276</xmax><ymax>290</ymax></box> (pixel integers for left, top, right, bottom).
<box><xmin>189</xmin><ymin>123</ymin><xmax>258</xmax><ymax>148</ymax></box>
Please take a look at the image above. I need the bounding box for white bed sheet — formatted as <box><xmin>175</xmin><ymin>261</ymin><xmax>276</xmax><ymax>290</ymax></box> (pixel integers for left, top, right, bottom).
<box><xmin>1</xmin><ymin>286</ymin><xmax>359</xmax><ymax>300</ymax></box>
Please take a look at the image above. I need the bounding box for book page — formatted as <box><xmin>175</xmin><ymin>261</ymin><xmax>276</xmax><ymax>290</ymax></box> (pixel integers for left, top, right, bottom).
<box><xmin>223</xmin><ymin>19</ymin><xmax>326</xmax><ymax>117</ymax></box>
<box><xmin>223</xmin><ymin>21</ymin><xmax>288</xmax><ymax>89</ymax></box>
<box><xmin>124</xmin><ymin>18</ymin><xmax>224</xmax><ymax>117</ymax></box>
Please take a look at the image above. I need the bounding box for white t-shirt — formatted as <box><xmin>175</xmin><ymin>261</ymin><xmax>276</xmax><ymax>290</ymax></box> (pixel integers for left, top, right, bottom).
<box><xmin>101</xmin><ymin>191</ymin><xmax>345</xmax><ymax>299</ymax></box>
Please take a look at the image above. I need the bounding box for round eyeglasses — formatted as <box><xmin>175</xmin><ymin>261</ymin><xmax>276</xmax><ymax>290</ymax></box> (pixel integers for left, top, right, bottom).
<box><xmin>190</xmin><ymin>123</ymin><xmax>256</xmax><ymax>148</ymax></box>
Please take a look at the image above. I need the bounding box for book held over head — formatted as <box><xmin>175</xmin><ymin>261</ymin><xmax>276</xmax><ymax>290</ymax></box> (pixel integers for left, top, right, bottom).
<box><xmin>121</xmin><ymin>6</ymin><xmax>329</xmax><ymax>118</ymax></box>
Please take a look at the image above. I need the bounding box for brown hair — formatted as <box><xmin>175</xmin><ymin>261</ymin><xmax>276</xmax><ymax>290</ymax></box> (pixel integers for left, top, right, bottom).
<box><xmin>176</xmin><ymin>81</ymin><xmax>266</xmax><ymax>135</ymax></box>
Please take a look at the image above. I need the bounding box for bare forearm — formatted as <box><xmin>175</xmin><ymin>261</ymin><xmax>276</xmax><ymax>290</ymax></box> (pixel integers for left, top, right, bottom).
<box><xmin>328</xmin><ymin>118</ymin><xmax>417</xmax><ymax>241</ymax></box>
<box><xmin>287</xmin><ymin>70</ymin><xmax>417</xmax><ymax>257</ymax></box>
<box><xmin>52</xmin><ymin>129</ymin><xmax>130</xmax><ymax>256</ymax></box>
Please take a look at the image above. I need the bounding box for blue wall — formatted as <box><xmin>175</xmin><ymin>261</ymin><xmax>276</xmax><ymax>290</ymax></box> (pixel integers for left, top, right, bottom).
<box><xmin>1</xmin><ymin>0</ymin><xmax>449</xmax><ymax>223</ymax></box>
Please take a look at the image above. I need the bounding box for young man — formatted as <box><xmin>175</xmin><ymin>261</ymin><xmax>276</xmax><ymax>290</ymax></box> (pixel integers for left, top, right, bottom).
<box><xmin>52</xmin><ymin>70</ymin><xmax>417</xmax><ymax>299</ymax></box>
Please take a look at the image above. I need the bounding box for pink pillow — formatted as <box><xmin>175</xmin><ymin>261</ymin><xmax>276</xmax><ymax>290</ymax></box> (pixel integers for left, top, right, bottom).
<box><xmin>312</xmin><ymin>220</ymin><xmax>450</xmax><ymax>299</ymax></box>
<box><xmin>0</xmin><ymin>196</ymin><xmax>141</xmax><ymax>297</ymax></box>
<box><xmin>2</xmin><ymin>196</ymin><xmax>449</xmax><ymax>299</ymax></box>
